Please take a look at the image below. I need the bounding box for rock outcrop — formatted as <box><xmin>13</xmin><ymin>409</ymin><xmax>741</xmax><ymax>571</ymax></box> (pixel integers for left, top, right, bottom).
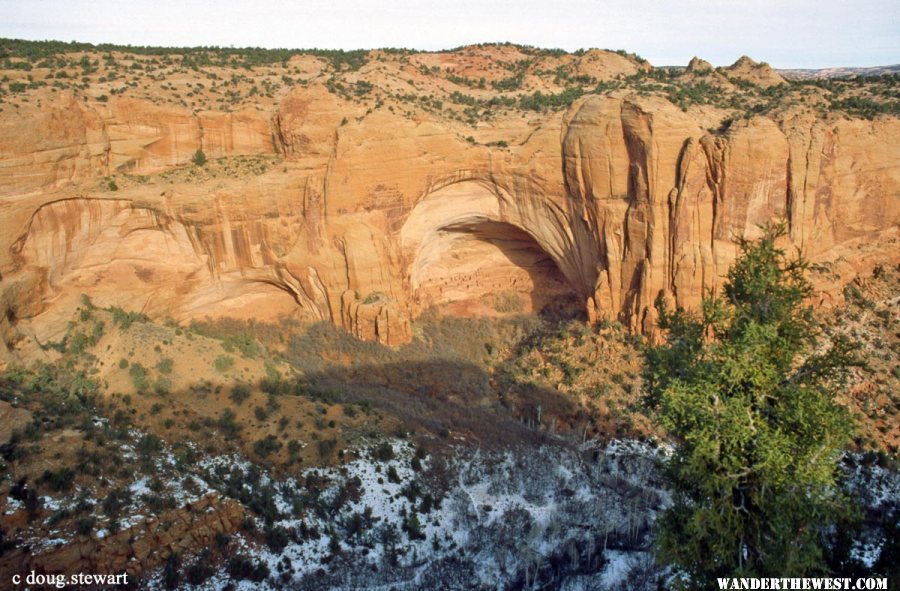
<box><xmin>726</xmin><ymin>55</ymin><xmax>787</xmax><ymax>87</ymax></box>
<box><xmin>685</xmin><ymin>57</ymin><xmax>713</xmax><ymax>73</ymax></box>
<box><xmin>0</xmin><ymin>49</ymin><xmax>897</xmax><ymax>353</ymax></box>
<box><xmin>0</xmin><ymin>493</ymin><xmax>244</xmax><ymax>580</ymax></box>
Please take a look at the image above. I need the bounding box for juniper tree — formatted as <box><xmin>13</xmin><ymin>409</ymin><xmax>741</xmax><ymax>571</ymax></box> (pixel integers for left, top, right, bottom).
<box><xmin>645</xmin><ymin>222</ymin><xmax>857</xmax><ymax>586</ymax></box>
<box><xmin>191</xmin><ymin>148</ymin><xmax>206</xmax><ymax>166</ymax></box>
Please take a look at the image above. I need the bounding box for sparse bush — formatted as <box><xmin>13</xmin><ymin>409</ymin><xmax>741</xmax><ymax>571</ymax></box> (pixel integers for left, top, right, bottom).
<box><xmin>66</xmin><ymin>331</ymin><xmax>90</xmax><ymax>355</ymax></box>
<box><xmin>109</xmin><ymin>306</ymin><xmax>149</xmax><ymax>329</ymax></box>
<box><xmin>372</xmin><ymin>442</ymin><xmax>394</xmax><ymax>462</ymax></box>
<box><xmin>318</xmin><ymin>438</ymin><xmax>337</xmax><ymax>459</ymax></box>
<box><xmin>75</xmin><ymin>516</ymin><xmax>95</xmax><ymax>536</ymax></box>
<box><xmin>217</xmin><ymin>408</ymin><xmax>241</xmax><ymax>437</ymax></box>
<box><xmin>264</xmin><ymin>524</ymin><xmax>291</xmax><ymax>552</ymax></box>
<box><xmin>156</xmin><ymin>358</ymin><xmax>174</xmax><ymax>374</ymax></box>
<box><xmin>185</xmin><ymin>553</ymin><xmax>215</xmax><ymax>585</ymax></box>
<box><xmin>253</xmin><ymin>406</ymin><xmax>268</xmax><ymax>422</ymax></box>
<box><xmin>493</xmin><ymin>291</ymin><xmax>524</xmax><ymax>313</ymax></box>
<box><xmin>213</xmin><ymin>355</ymin><xmax>234</xmax><ymax>373</ymax></box>
<box><xmin>253</xmin><ymin>435</ymin><xmax>282</xmax><ymax>458</ymax></box>
<box><xmin>227</xmin><ymin>555</ymin><xmax>269</xmax><ymax>582</ymax></box>
<box><xmin>403</xmin><ymin>511</ymin><xmax>426</xmax><ymax>540</ymax></box>
<box><xmin>38</xmin><ymin>467</ymin><xmax>75</xmax><ymax>492</ymax></box>
<box><xmin>129</xmin><ymin>363</ymin><xmax>149</xmax><ymax>391</ymax></box>
<box><xmin>192</xmin><ymin>148</ymin><xmax>207</xmax><ymax>166</ymax></box>
<box><xmin>221</xmin><ymin>333</ymin><xmax>261</xmax><ymax>358</ymax></box>
<box><xmin>230</xmin><ymin>382</ymin><xmax>251</xmax><ymax>404</ymax></box>
<box><xmin>153</xmin><ymin>377</ymin><xmax>171</xmax><ymax>395</ymax></box>
<box><xmin>287</xmin><ymin>440</ymin><xmax>303</xmax><ymax>463</ymax></box>
<box><xmin>137</xmin><ymin>433</ymin><xmax>163</xmax><ymax>456</ymax></box>
<box><xmin>387</xmin><ymin>465</ymin><xmax>401</xmax><ymax>484</ymax></box>
<box><xmin>101</xmin><ymin>487</ymin><xmax>132</xmax><ymax>524</ymax></box>
<box><xmin>162</xmin><ymin>554</ymin><xmax>180</xmax><ymax>589</ymax></box>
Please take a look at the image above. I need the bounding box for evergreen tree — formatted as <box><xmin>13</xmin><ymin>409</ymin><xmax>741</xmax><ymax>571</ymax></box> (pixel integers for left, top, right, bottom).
<box><xmin>191</xmin><ymin>148</ymin><xmax>206</xmax><ymax>166</ymax></box>
<box><xmin>645</xmin><ymin>222</ymin><xmax>858</xmax><ymax>586</ymax></box>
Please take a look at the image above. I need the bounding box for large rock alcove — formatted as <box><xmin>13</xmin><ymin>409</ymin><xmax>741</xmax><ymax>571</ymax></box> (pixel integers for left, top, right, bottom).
<box><xmin>401</xmin><ymin>180</ymin><xmax>585</xmax><ymax>317</ymax></box>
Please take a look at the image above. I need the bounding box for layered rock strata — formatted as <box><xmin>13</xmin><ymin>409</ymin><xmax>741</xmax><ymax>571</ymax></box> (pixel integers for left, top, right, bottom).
<box><xmin>1</xmin><ymin>76</ymin><xmax>897</xmax><ymax>354</ymax></box>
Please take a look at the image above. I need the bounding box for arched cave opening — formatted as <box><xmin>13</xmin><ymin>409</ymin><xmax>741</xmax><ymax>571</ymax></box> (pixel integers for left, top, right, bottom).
<box><xmin>410</xmin><ymin>220</ymin><xmax>580</xmax><ymax>318</ymax></box>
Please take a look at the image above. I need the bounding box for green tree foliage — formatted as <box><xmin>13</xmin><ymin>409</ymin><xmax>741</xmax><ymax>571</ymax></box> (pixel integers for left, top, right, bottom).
<box><xmin>129</xmin><ymin>363</ymin><xmax>149</xmax><ymax>392</ymax></box>
<box><xmin>518</xmin><ymin>87</ymin><xmax>584</xmax><ymax>111</ymax></box>
<box><xmin>644</xmin><ymin>222</ymin><xmax>858</xmax><ymax>586</ymax></box>
<box><xmin>213</xmin><ymin>354</ymin><xmax>234</xmax><ymax>373</ymax></box>
<box><xmin>108</xmin><ymin>305</ymin><xmax>149</xmax><ymax>329</ymax></box>
<box><xmin>191</xmin><ymin>148</ymin><xmax>207</xmax><ymax>166</ymax></box>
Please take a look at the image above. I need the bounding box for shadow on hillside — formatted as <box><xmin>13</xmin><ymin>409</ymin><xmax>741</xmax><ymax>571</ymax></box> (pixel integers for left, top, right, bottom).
<box><xmin>300</xmin><ymin>359</ymin><xmax>587</xmax><ymax>450</ymax></box>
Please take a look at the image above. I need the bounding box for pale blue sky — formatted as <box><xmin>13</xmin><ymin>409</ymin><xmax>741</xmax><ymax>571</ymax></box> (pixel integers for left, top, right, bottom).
<box><xmin>1</xmin><ymin>0</ymin><xmax>897</xmax><ymax>68</ymax></box>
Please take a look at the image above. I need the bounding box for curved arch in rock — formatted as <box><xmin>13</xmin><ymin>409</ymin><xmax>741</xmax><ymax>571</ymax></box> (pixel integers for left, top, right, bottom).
<box><xmin>7</xmin><ymin>198</ymin><xmax>306</xmax><ymax>329</ymax></box>
<box><xmin>400</xmin><ymin>180</ymin><xmax>595</xmax><ymax>316</ymax></box>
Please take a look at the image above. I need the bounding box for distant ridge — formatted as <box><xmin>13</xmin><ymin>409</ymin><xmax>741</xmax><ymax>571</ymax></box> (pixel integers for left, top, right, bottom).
<box><xmin>777</xmin><ymin>64</ymin><xmax>900</xmax><ymax>80</ymax></box>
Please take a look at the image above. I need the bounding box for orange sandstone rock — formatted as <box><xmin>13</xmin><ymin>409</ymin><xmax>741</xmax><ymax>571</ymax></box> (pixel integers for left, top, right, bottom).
<box><xmin>0</xmin><ymin>62</ymin><xmax>897</xmax><ymax>354</ymax></box>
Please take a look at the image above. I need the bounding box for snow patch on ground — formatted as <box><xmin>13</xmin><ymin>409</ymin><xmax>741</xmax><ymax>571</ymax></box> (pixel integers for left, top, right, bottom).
<box><xmin>145</xmin><ymin>438</ymin><xmax>669</xmax><ymax>590</ymax></box>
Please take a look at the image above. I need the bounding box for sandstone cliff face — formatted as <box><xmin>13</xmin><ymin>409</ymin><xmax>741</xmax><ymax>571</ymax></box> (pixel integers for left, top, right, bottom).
<box><xmin>0</xmin><ymin>92</ymin><xmax>273</xmax><ymax>196</ymax></box>
<box><xmin>564</xmin><ymin>97</ymin><xmax>899</xmax><ymax>332</ymax></box>
<box><xmin>1</xmin><ymin>74</ymin><xmax>897</xmax><ymax>354</ymax></box>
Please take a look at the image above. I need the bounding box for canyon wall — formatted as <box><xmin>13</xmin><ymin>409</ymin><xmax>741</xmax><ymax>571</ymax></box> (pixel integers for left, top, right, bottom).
<box><xmin>1</xmin><ymin>86</ymin><xmax>898</xmax><ymax>358</ymax></box>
